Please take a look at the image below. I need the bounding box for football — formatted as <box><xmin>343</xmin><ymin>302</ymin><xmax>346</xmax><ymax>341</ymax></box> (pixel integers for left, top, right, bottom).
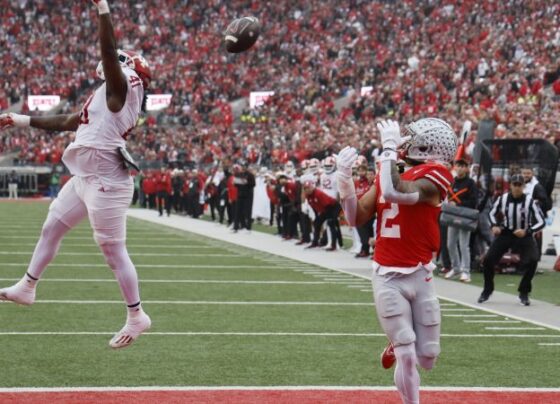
<box><xmin>224</xmin><ymin>16</ymin><xmax>260</xmax><ymax>53</ymax></box>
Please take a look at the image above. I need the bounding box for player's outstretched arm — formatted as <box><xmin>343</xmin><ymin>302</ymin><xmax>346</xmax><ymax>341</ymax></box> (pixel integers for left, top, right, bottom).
<box><xmin>336</xmin><ymin>147</ymin><xmax>376</xmax><ymax>226</ymax></box>
<box><xmin>0</xmin><ymin>112</ymin><xmax>80</xmax><ymax>132</ymax></box>
<box><xmin>92</xmin><ymin>0</ymin><xmax>127</xmax><ymax>112</ymax></box>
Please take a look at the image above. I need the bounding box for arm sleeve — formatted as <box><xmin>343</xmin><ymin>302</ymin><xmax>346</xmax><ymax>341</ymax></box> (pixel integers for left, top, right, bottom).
<box><xmin>379</xmin><ymin>158</ymin><xmax>419</xmax><ymax>205</ymax></box>
<box><xmin>529</xmin><ymin>199</ymin><xmax>546</xmax><ymax>233</ymax></box>
<box><xmin>488</xmin><ymin>195</ymin><xmax>501</xmax><ymax>227</ymax></box>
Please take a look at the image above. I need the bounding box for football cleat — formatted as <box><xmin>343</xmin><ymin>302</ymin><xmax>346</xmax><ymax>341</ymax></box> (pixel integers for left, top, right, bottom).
<box><xmin>0</xmin><ymin>283</ymin><xmax>35</xmax><ymax>306</ymax></box>
<box><xmin>381</xmin><ymin>342</ymin><xmax>396</xmax><ymax>369</ymax></box>
<box><xmin>444</xmin><ymin>269</ymin><xmax>460</xmax><ymax>279</ymax></box>
<box><xmin>109</xmin><ymin>311</ymin><xmax>151</xmax><ymax>349</ymax></box>
<box><xmin>477</xmin><ymin>293</ymin><xmax>490</xmax><ymax>304</ymax></box>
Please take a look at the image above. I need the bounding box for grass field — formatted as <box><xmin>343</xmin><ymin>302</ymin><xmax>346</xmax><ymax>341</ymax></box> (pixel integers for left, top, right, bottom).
<box><xmin>1</xmin><ymin>201</ymin><xmax>560</xmax><ymax>392</ymax></box>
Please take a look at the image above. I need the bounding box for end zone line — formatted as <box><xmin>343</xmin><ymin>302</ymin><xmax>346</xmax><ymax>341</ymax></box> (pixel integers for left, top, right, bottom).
<box><xmin>0</xmin><ymin>386</ymin><xmax>559</xmax><ymax>393</ymax></box>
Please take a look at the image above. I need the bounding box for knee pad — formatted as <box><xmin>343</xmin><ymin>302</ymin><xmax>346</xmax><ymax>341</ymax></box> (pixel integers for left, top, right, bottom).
<box><xmin>376</xmin><ymin>290</ymin><xmax>416</xmax><ymax>346</ymax></box>
<box><xmin>417</xmin><ymin>355</ymin><xmax>437</xmax><ymax>370</ymax></box>
<box><xmin>418</xmin><ymin>298</ymin><xmax>441</xmax><ymax>327</ymax></box>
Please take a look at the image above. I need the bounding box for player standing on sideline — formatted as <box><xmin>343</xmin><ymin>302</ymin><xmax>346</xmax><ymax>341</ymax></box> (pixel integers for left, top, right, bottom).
<box><xmin>0</xmin><ymin>0</ymin><xmax>152</xmax><ymax>349</ymax></box>
<box><xmin>337</xmin><ymin>119</ymin><xmax>457</xmax><ymax>404</ymax></box>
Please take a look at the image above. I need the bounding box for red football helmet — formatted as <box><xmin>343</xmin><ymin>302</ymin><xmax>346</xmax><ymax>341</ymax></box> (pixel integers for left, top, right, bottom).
<box><xmin>96</xmin><ymin>49</ymin><xmax>152</xmax><ymax>88</ymax></box>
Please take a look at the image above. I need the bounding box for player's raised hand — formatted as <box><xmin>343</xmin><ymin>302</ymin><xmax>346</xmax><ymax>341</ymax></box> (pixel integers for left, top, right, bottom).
<box><xmin>377</xmin><ymin>120</ymin><xmax>409</xmax><ymax>151</ymax></box>
<box><xmin>0</xmin><ymin>113</ymin><xmax>30</xmax><ymax>130</ymax></box>
<box><xmin>91</xmin><ymin>0</ymin><xmax>110</xmax><ymax>14</ymax></box>
<box><xmin>335</xmin><ymin>146</ymin><xmax>358</xmax><ymax>177</ymax></box>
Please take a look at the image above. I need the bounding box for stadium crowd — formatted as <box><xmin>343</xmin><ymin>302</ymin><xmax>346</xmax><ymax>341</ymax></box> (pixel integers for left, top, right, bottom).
<box><xmin>1</xmin><ymin>0</ymin><xmax>559</xmax><ymax>167</ymax></box>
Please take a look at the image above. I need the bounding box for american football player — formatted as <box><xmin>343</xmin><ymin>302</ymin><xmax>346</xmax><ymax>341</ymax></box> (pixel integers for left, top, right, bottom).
<box><xmin>337</xmin><ymin>118</ymin><xmax>457</xmax><ymax>404</ymax></box>
<box><xmin>0</xmin><ymin>0</ymin><xmax>152</xmax><ymax>349</ymax></box>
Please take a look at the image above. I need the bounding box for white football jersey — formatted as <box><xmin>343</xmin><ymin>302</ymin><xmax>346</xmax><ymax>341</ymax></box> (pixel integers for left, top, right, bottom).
<box><xmin>320</xmin><ymin>171</ymin><xmax>338</xmax><ymax>199</ymax></box>
<box><xmin>62</xmin><ymin>67</ymin><xmax>143</xmax><ymax>183</ymax></box>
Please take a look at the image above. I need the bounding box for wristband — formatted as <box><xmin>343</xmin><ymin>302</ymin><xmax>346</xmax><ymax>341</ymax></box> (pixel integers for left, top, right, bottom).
<box><xmin>378</xmin><ymin>149</ymin><xmax>397</xmax><ymax>162</ymax></box>
<box><xmin>96</xmin><ymin>0</ymin><xmax>110</xmax><ymax>14</ymax></box>
<box><xmin>12</xmin><ymin>114</ymin><xmax>31</xmax><ymax>128</ymax></box>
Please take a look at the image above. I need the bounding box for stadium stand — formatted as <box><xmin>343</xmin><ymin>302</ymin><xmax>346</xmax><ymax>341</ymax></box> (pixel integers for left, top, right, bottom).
<box><xmin>1</xmin><ymin>0</ymin><xmax>559</xmax><ymax>168</ymax></box>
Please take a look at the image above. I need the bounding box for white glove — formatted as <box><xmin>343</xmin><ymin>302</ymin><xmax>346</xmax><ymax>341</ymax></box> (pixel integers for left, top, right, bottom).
<box><xmin>376</xmin><ymin>120</ymin><xmax>409</xmax><ymax>151</ymax></box>
<box><xmin>335</xmin><ymin>146</ymin><xmax>358</xmax><ymax>178</ymax></box>
<box><xmin>91</xmin><ymin>0</ymin><xmax>110</xmax><ymax>14</ymax></box>
<box><xmin>0</xmin><ymin>113</ymin><xmax>30</xmax><ymax>129</ymax></box>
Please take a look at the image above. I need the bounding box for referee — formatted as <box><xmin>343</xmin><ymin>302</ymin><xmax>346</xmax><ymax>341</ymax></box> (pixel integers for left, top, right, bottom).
<box><xmin>478</xmin><ymin>174</ymin><xmax>545</xmax><ymax>306</ymax></box>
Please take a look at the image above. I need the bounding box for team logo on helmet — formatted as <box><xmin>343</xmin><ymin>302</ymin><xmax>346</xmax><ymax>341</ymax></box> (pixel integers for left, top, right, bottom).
<box><xmin>402</xmin><ymin>118</ymin><xmax>458</xmax><ymax>163</ymax></box>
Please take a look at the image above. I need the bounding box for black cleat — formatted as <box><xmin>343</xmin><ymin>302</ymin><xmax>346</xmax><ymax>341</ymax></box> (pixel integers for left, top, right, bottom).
<box><xmin>519</xmin><ymin>294</ymin><xmax>530</xmax><ymax>306</ymax></box>
<box><xmin>477</xmin><ymin>293</ymin><xmax>490</xmax><ymax>304</ymax></box>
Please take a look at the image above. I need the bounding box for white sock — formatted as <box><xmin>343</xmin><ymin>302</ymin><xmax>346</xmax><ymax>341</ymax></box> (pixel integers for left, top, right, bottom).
<box><xmin>394</xmin><ymin>344</ymin><xmax>420</xmax><ymax>404</ymax></box>
<box><xmin>99</xmin><ymin>242</ymin><xmax>141</xmax><ymax>309</ymax></box>
<box><xmin>27</xmin><ymin>214</ymin><xmax>71</xmax><ymax>280</ymax></box>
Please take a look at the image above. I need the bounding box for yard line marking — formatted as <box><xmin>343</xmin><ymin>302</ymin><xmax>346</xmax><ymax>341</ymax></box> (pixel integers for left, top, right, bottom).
<box><xmin>17</xmin><ymin>300</ymin><xmax>375</xmax><ymax>306</ymax></box>
<box><xmin>0</xmin><ymin>331</ymin><xmax>559</xmax><ymax>339</ymax></box>
<box><xmin>464</xmin><ymin>320</ymin><xmax>522</xmax><ymax>324</ymax></box>
<box><xmin>444</xmin><ymin>314</ymin><xmax>498</xmax><ymax>318</ymax></box>
<box><xmin>439</xmin><ymin>308</ymin><xmax>475</xmax><ymax>312</ymax></box>
<box><xmin>0</xmin><ymin>278</ymin><xmax>333</xmax><ymax>285</ymax></box>
<box><xmin>0</xmin><ymin>386</ymin><xmax>560</xmax><ymax>393</ymax></box>
<box><xmin>360</xmin><ymin>289</ymin><xmax>372</xmax><ymax>292</ymax></box>
<box><xmin>0</xmin><ymin>243</ymin><xmax>219</xmax><ymax>249</ymax></box>
<box><xmin>485</xmin><ymin>326</ymin><xmax>546</xmax><ymax>330</ymax></box>
<box><xmin>346</xmin><ymin>285</ymin><xmax>372</xmax><ymax>288</ymax></box>
<box><xmin>0</xmin><ymin>263</ymin><xmax>307</xmax><ymax>269</ymax></box>
<box><xmin>0</xmin><ymin>251</ymin><xmax>239</xmax><ymax>257</ymax></box>
<box><xmin>538</xmin><ymin>343</ymin><xmax>560</xmax><ymax>346</ymax></box>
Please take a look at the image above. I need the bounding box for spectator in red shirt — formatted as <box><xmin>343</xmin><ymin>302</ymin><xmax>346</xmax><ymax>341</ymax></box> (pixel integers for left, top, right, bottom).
<box><xmin>142</xmin><ymin>172</ymin><xmax>157</xmax><ymax>209</ymax></box>
<box><xmin>303</xmin><ymin>177</ymin><xmax>341</xmax><ymax>251</ymax></box>
<box><xmin>156</xmin><ymin>167</ymin><xmax>172</xmax><ymax>217</ymax></box>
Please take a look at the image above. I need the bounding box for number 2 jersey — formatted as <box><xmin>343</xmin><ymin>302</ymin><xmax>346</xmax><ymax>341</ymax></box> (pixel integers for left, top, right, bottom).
<box><xmin>373</xmin><ymin>162</ymin><xmax>453</xmax><ymax>271</ymax></box>
<box><xmin>62</xmin><ymin>66</ymin><xmax>144</xmax><ymax>185</ymax></box>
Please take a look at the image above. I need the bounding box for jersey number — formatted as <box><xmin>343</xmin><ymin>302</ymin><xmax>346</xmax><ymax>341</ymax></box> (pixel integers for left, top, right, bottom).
<box><xmin>79</xmin><ymin>94</ymin><xmax>94</xmax><ymax>125</ymax></box>
<box><xmin>380</xmin><ymin>203</ymin><xmax>401</xmax><ymax>238</ymax></box>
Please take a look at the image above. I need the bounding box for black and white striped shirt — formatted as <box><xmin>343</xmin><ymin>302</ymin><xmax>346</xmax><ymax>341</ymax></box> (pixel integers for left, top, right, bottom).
<box><xmin>489</xmin><ymin>193</ymin><xmax>545</xmax><ymax>234</ymax></box>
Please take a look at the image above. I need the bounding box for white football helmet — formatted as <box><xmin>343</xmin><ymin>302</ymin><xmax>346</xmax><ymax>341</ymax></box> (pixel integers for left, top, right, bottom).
<box><xmin>322</xmin><ymin>156</ymin><xmax>336</xmax><ymax>174</ymax></box>
<box><xmin>308</xmin><ymin>158</ymin><xmax>320</xmax><ymax>173</ymax></box>
<box><xmin>402</xmin><ymin>118</ymin><xmax>458</xmax><ymax>163</ymax></box>
<box><xmin>96</xmin><ymin>49</ymin><xmax>152</xmax><ymax>87</ymax></box>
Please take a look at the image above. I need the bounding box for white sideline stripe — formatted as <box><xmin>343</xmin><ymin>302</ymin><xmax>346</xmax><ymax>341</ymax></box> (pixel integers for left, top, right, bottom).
<box><xmin>0</xmin><ymin>386</ymin><xmax>559</xmax><ymax>393</ymax></box>
<box><xmin>0</xmin><ymin>331</ymin><xmax>559</xmax><ymax>339</ymax></box>
<box><xmin>0</xmin><ymin>263</ymin><xmax>301</xmax><ymax>269</ymax></box>
<box><xmin>444</xmin><ymin>314</ymin><xmax>498</xmax><ymax>317</ymax></box>
<box><xmin>440</xmin><ymin>295</ymin><xmax>560</xmax><ymax>333</ymax></box>
<box><xmin>0</xmin><ymin>235</ymin><xmax>197</xmax><ymax>240</ymax></box>
<box><xmin>485</xmin><ymin>327</ymin><xmax>546</xmax><ymax>330</ymax></box>
<box><xmin>0</xmin><ymin>278</ymin><xmax>332</xmax><ymax>285</ymax></box>
<box><xmin>464</xmin><ymin>320</ymin><xmax>521</xmax><ymax>324</ymax></box>
<box><xmin>538</xmin><ymin>343</ymin><xmax>560</xmax><ymax>346</ymax></box>
<box><xmin>0</xmin><ymin>251</ymin><xmax>238</xmax><ymax>257</ymax></box>
<box><xmin>0</xmin><ymin>243</ymin><xmax>218</xmax><ymax>249</ymax></box>
<box><xmin>23</xmin><ymin>300</ymin><xmax>374</xmax><ymax>306</ymax></box>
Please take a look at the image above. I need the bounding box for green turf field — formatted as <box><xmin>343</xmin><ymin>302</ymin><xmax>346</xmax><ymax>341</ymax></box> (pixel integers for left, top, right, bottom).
<box><xmin>1</xmin><ymin>202</ymin><xmax>559</xmax><ymax>388</ymax></box>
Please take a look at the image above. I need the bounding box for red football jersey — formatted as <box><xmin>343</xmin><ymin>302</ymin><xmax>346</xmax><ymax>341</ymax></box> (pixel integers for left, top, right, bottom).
<box><xmin>307</xmin><ymin>188</ymin><xmax>337</xmax><ymax>214</ymax></box>
<box><xmin>373</xmin><ymin>162</ymin><xmax>452</xmax><ymax>267</ymax></box>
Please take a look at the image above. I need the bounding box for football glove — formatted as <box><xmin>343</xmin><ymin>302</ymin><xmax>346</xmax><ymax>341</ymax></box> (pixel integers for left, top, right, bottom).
<box><xmin>377</xmin><ymin>119</ymin><xmax>409</xmax><ymax>151</ymax></box>
<box><xmin>335</xmin><ymin>146</ymin><xmax>358</xmax><ymax>178</ymax></box>
<box><xmin>91</xmin><ymin>0</ymin><xmax>110</xmax><ymax>14</ymax></box>
<box><xmin>0</xmin><ymin>113</ymin><xmax>30</xmax><ymax>129</ymax></box>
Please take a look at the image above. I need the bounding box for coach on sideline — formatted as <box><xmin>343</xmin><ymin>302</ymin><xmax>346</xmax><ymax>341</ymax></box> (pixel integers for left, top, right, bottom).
<box><xmin>478</xmin><ymin>174</ymin><xmax>545</xmax><ymax>306</ymax></box>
